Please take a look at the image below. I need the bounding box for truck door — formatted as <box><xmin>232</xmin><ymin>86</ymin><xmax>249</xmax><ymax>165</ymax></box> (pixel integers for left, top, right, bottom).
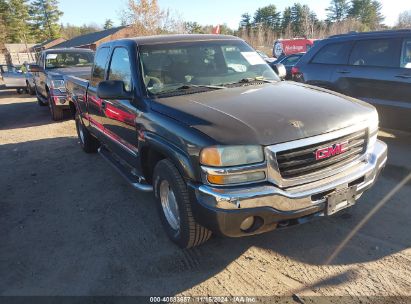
<box><xmin>100</xmin><ymin>47</ymin><xmax>139</xmax><ymax>166</ymax></box>
<box><xmin>86</xmin><ymin>47</ymin><xmax>111</xmax><ymax>134</ymax></box>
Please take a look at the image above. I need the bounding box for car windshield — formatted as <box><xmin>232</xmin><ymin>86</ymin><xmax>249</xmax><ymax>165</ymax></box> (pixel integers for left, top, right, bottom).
<box><xmin>139</xmin><ymin>40</ymin><xmax>279</xmax><ymax>96</ymax></box>
<box><xmin>45</xmin><ymin>52</ymin><xmax>94</xmax><ymax>69</ymax></box>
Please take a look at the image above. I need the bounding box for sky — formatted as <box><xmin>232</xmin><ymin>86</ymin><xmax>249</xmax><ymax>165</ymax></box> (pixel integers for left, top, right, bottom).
<box><xmin>59</xmin><ymin>0</ymin><xmax>411</xmax><ymax>29</ymax></box>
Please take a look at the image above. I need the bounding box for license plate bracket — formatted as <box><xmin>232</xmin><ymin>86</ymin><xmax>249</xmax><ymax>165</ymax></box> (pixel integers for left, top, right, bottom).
<box><xmin>326</xmin><ymin>186</ymin><xmax>357</xmax><ymax>216</ymax></box>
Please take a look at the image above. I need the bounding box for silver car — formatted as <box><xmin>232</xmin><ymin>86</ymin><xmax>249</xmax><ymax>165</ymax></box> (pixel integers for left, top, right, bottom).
<box><xmin>0</xmin><ymin>65</ymin><xmax>26</xmax><ymax>93</ymax></box>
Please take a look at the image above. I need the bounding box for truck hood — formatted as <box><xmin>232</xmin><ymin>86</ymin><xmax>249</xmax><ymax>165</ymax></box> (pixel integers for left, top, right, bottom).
<box><xmin>151</xmin><ymin>82</ymin><xmax>376</xmax><ymax>145</ymax></box>
<box><xmin>47</xmin><ymin>66</ymin><xmax>92</xmax><ymax>79</ymax></box>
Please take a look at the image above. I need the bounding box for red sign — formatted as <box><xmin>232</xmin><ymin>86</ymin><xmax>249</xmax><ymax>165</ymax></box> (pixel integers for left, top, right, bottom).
<box><xmin>273</xmin><ymin>39</ymin><xmax>317</xmax><ymax>57</ymax></box>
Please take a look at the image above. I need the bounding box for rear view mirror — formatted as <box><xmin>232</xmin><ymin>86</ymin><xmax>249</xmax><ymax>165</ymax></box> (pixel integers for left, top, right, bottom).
<box><xmin>29</xmin><ymin>64</ymin><xmax>41</xmax><ymax>73</ymax></box>
<box><xmin>97</xmin><ymin>80</ymin><xmax>133</xmax><ymax>100</ymax></box>
<box><xmin>273</xmin><ymin>63</ymin><xmax>286</xmax><ymax>80</ymax></box>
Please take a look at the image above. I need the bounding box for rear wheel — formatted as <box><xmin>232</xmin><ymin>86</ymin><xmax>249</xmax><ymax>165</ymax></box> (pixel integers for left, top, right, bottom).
<box><xmin>48</xmin><ymin>93</ymin><xmax>64</xmax><ymax>121</ymax></box>
<box><xmin>75</xmin><ymin>112</ymin><xmax>99</xmax><ymax>153</ymax></box>
<box><xmin>153</xmin><ymin>159</ymin><xmax>212</xmax><ymax>248</ymax></box>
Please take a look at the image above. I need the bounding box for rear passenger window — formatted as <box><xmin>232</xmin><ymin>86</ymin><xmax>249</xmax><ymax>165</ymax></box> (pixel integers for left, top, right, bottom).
<box><xmin>349</xmin><ymin>39</ymin><xmax>401</xmax><ymax>68</ymax></box>
<box><xmin>401</xmin><ymin>39</ymin><xmax>411</xmax><ymax>69</ymax></box>
<box><xmin>108</xmin><ymin>48</ymin><xmax>132</xmax><ymax>92</ymax></box>
<box><xmin>311</xmin><ymin>42</ymin><xmax>352</xmax><ymax>64</ymax></box>
<box><xmin>91</xmin><ymin>47</ymin><xmax>110</xmax><ymax>87</ymax></box>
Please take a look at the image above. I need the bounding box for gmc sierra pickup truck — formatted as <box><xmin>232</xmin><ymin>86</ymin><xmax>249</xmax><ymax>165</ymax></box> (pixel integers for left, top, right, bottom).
<box><xmin>65</xmin><ymin>35</ymin><xmax>387</xmax><ymax>248</ymax></box>
<box><xmin>30</xmin><ymin>48</ymin><xmax>94</xmax><ymax>120</ymax></box>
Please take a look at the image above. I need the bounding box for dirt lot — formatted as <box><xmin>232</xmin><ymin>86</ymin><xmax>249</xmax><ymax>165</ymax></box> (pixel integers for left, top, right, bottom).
<box><xmin>1</xmin><ymin>89</ymin><xmax>411</xmax><ymax>301</ymax></box>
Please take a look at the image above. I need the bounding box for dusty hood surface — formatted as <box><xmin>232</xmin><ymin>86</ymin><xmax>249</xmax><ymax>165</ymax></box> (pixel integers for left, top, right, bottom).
<box><xmin>151</xmin><ymin>81</ymin><xmax>376</xmax><ymax>146</ymax></box>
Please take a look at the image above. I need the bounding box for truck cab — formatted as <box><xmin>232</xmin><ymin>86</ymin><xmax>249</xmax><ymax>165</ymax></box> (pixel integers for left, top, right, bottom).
<box><xmin>30</xmin><ymin>48</ymin><xmax>94</xmax><ymax>120</ymax></box>
<box><xmin>66</xmin><ymin>35</ymin><xmax>387</xmax><ymax>248</ymax></box>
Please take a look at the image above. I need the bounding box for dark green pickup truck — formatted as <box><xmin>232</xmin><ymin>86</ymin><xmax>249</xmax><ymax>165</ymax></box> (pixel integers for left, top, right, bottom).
<box><xmin>65</xmin><ymin>34</ymin><xmax>387</xmax><ymax>248</ymax></box>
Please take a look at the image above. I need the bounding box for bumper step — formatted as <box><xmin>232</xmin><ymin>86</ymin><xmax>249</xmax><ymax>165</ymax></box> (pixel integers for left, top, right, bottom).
<box><xmin>98</xmin><ymin>147</ymin><xmax>153</xmax><ymax>192</ymax></box>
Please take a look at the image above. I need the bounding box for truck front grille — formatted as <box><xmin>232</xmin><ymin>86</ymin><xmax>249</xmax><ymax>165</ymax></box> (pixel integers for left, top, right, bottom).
<box><xmin>276</xmin><ymin>129</ymin><xmax>367</xmax><ymax>179</ymax></box>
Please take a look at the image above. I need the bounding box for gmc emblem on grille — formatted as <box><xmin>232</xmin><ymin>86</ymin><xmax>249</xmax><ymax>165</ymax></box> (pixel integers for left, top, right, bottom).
<box><xmin>315</xmin><ymin>142</ymin><xmax>347</xmax><ymax>160</ymax></box>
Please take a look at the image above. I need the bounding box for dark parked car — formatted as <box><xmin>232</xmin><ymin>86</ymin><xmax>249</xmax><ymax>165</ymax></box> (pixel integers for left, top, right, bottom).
<box><xmin>30</xmin><ymin>48</ymin><xmax>94</xmax><ymax>120</ymax></box>
<box><xmin>271</xmin><ymin>52</ymin><xmax>304</xmax><ymax>80</ymax></box>
<box><xmin>65</xmin><ymin>35</ymin><xmax>386</xmax><ymax>248</ymax></box>
<box><xmin>292</xmin><ymin>29</ymin><xmax>411</xmax><ymax>130</ymax></box>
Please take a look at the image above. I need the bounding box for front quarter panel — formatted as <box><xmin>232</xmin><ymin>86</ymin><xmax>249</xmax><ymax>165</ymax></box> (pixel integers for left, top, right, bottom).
<box><xmin>138</xmin><ymin>101</ymin><xmax>216</xmax><ymax>182</ymax></box>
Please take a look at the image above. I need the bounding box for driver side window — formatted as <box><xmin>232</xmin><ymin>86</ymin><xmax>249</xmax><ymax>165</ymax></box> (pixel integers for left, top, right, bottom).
<box><xmin>108</xmin><ymin>47</ymin><xmax>132</xmax><ymax>92</ymax></box>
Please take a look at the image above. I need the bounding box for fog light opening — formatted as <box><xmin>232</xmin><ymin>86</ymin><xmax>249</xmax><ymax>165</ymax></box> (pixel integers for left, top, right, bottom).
<box><xmin>240</xmin><ymin>216</ymin><xmax>264</xmax><ymax>233</ymax></box>
<box><xmin>240</xmin><ymin>216</ymin><xmax>255</xmax><ymax>231</ymax></box>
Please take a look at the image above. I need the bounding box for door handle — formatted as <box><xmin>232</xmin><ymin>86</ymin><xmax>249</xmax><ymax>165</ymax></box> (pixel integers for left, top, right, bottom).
<box><xmin>395</xmin><ymin>74</ymin><xmax>411</xmax><ymax>79</ymax></box>
<box><xmin>337</xmin><ymin>70</ymin><xmax>351</xmax><ymax>74</ymax></box>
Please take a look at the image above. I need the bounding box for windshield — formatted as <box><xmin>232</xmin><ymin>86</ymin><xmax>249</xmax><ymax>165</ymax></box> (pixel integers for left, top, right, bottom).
<box><xmin>139</xmin><ymin>40</ymin><xmax>279</xmax><ymax>96</ymax></box>
<box><xmin>45</xmin><ymin>52</ymin><xmax>94</xmax><ymax>69</ymax></box>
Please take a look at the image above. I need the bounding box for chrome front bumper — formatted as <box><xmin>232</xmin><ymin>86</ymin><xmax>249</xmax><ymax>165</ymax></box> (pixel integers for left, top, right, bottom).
<box><xmin>194</xmin><ymin>140</ymin><xmax>387</xmax><ymax>212</ymax></box>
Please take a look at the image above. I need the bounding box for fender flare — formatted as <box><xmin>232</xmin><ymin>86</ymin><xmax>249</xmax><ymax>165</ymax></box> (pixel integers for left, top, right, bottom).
<box><xmin>142</xmin><ymin>132</ymin><xmax>197</xmax><ymax>181</ymax></box>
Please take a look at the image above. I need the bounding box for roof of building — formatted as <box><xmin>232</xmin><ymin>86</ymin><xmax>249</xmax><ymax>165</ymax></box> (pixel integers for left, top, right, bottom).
<box><xmin>4</xmin><ymin>44</ymin><xmax>36</xmax><ymax>53</ymax></box>
<box><xmin>52</xmin><ymin>26</ymin><xmax>127</xmax><ymax>49</ymax></box>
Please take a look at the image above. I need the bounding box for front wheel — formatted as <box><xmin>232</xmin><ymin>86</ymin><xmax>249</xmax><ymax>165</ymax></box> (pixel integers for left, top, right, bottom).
<box><xmin>153</xmin><ymin>159</ymin><xmax>212</xmax><ymax>248</ymax></box>
<box><xmin>75</xmin><ymin>112</ymin><xmax>99</xmax><ymax>153</ymax></box>
<box><xmin>35</xmin><ymin>87</ymin><xmax>47</xmax><ymax>106</ymax></box>
<box><xmin>48</xmin><ymin>93</ymin><xmax>64</xmax><ymax>121</ymax></box>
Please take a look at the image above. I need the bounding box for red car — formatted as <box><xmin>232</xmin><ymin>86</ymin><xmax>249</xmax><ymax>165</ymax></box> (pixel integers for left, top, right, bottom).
<box><xmin>273</xmin><ymin>38</ymin><xmax>317</xmax><ymax>58</ymax></box>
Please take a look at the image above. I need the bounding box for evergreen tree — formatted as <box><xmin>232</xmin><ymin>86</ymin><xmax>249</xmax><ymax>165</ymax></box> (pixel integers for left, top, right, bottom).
<box><xmin>7</xmin><ymin>0</ymin><xmax>32</xmax><ymax>43</ymax></box>
<box><xmin>104</xmin><ymin>19</ymin><xmax>114</xmax><ymax>29</ymax></box>
<box><xmin>30</xmin><ymin>0</ymin><xmax>63</xmax><ymax>41</ymax></box>
<box><xmin>348</xmin><ymin>0</ymin><xmax>384</xmax><ymax>30</ymax></box>
<box><xmin>326</xmin><ymin>0</ymin><xmax>350</xmax><ymax>22</ymax></box>
<box><xmin>240</xmin><ymin>13</ymin><xmax>251</xmax><ymax>28</ymax></box>
<box><xmin>0</xmin><ymin>0</ymin><xmax>9</xmax><ymax>42</ymax></box>
<box><xmin>253</xmin><ymin>4</ymin><xmax>281</xmax><ymax>32</ymax></box>
<box><xmin>281</xmin><ymin>7</ymin><xmax>292</xmax><ymax>34</ymax></box>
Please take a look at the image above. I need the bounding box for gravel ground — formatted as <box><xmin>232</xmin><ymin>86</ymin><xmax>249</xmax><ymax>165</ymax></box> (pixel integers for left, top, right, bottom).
<box><xmin>0</xmin><ymin>89</ymin><xmax>410</xmax><ymax>301</ymax></box>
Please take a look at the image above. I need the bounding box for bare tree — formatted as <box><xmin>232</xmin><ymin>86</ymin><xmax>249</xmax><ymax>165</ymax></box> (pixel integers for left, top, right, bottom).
<box><xmin>121</xmin><ymin>0</ymin><xmax>183</xmax><ymax>36</ymax></box>
<box><xmin>396</xmin><ymin>10</ymin><xmax>411</xmax><ymax>29</ymax></box>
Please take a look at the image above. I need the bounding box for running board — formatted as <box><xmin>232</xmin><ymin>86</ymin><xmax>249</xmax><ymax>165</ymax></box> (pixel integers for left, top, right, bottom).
<box><xmin>98</xmin><ymin>147</ymin><xmax>153</xmax><ymax>192</ymax></box>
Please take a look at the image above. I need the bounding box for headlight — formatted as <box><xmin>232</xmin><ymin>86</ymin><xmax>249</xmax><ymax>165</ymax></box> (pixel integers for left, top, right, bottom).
<box><xmin>51</xmin><ymin>79</ymin><xmax>66</xmax><ymax>91</ymax></box>
<box><xmin>200</xmin><ymin>145</ymin><xmax>264</xmax><ymax>167</ymax></box>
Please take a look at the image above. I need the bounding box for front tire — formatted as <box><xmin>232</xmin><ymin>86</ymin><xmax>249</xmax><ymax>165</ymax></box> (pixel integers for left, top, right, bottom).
<box><xmin>35</xmin><ymin>87</ymin><xmax>47</xmax><ymax>106</ymax></box>
<box><xmin>75</xmin><ymin>112</ymin><xmax>99</xmax><ymax>153</ymax></box>
<box><xmin>153</xmin><ymin>159</ymin><xmax>212</xmax><ymax>248</ymax></box>
<box><xmin>48</xmin><ymin>93</ymin><xmax>64</xmax><ymax>121</ymax></box>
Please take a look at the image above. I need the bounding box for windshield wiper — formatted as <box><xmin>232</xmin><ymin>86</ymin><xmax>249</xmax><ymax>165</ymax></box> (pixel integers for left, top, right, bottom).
<box><xmin>176</xmin><ymin>84</ymin><xmax>226</xmax><ymax>90</ymax></box>
<box><xmin>153</xmin><ymin>84</ymin><xmax>225</xmax><ymax>96</ymax></box>
<box><xmin>221</xmin><ymin>77</ymin><xmax>274</xmax><ymax>87</ymax></box>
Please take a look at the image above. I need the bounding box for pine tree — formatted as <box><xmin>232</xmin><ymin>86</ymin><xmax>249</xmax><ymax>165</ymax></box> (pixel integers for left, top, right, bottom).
<box><xmin>281</xmin><ymin>7</ymin><xmax>292</xmax><ymax>34</ymax></box>
<box><xmin>326</xmin><ymin>0</ymin><xmax>350</xmax><ymax>22</ymax></box>
<box><xmin>104</xmin><ymin>19</ymin><xmax>114</xmax><ymax>29</ymax></box>
<box><xmin>0</xmin><ymin>0</ymin><xmax>9</xmax><ymax>42</ymax></box>
<box><xmin>253</xmin><ymin>4</ymin><xmax>281</xmax><ymax>32</ymax></box>
<box><xmin>7</xmin><ymin>0</ymin><xmax>32</xmax><ymax>43</ymax></box>
<box><xmin>348</xmin><ymin>0</ymin><xmax>384</xmax><ymax>30</ymax></box>
<box><xmin>30</xmin><ymin>0</ymin><xmax>63</xmax><ymax>41</ymax></box>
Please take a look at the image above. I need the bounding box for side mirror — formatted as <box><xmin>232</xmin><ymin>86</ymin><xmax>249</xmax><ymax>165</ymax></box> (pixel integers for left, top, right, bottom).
<box><xmin>273</xmin><ymin>63</ymin><xmax>286</xmax><ymax>80</ymax></box>
<box><xmin>29</xmin><ymin>64</ymin><xmax>41</xmax><ymax>73</ymax></box>
<box><xmin>97</xmin><ymin>80</ymin><xmax>133</xmax><ymax>100</ymax></box>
